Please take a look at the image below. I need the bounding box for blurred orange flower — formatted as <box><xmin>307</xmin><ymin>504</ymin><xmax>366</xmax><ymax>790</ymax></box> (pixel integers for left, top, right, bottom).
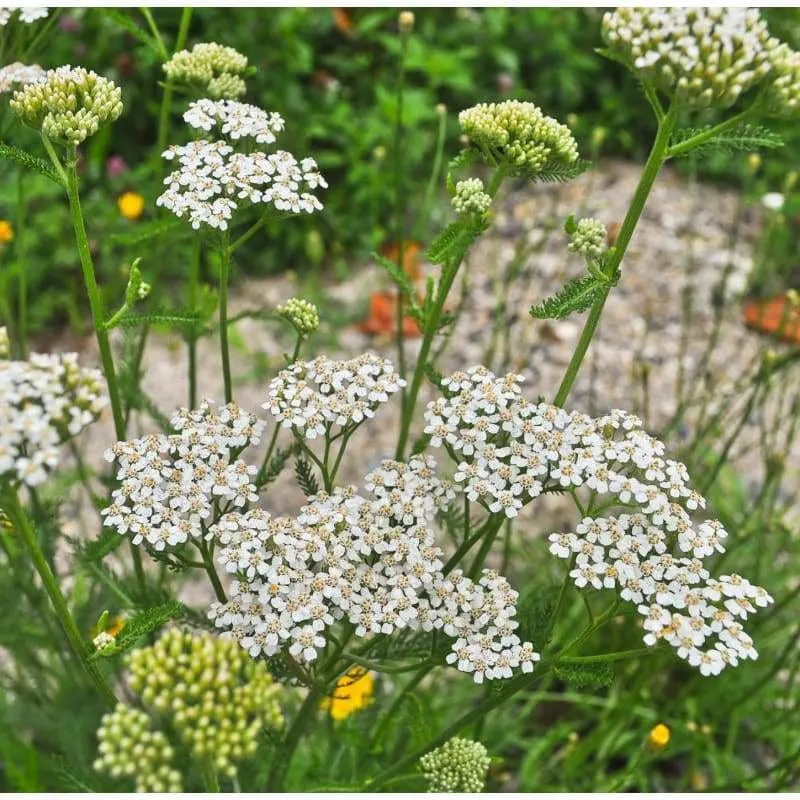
<box><xmin>743</xmin><ymin>293</ymin><xmax>800</xmax><ymax>344</ymax></box>
<box><xmin>332</xmin><ymin>8</ymin><xmax>353</xmax><ymax>34</ymax></box>
<box><xmin>358</xmin><ymin>290</ymin><xmax>421</xmax><ymax>338</ymax></box>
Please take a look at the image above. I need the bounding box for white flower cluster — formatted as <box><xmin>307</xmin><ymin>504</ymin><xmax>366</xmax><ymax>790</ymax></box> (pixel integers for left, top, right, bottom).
<box><xmin>209</xmin><ymin>455</ymin><xmax>540</xmax><ymax>683</ymax></box>
<box><xmin>184</xmin><ymin>99</ymin><xmax>285</xmax><ymax>144</ymax></box>
<box><xmin>419</xmin><ymin>737</ymin><xmax>491</xmax><ymax>793</ymax></box>
<box><xmin>764</xmin><ymin>44</ymin><xmax>800</xmax><ymax>117</ymax></box>
<box><xmin>164</xmin><ymin>42</ymin><xmax>248</xmax><ymax>99</ymax></box>
<box><xmin>101</xmin><ymin>401</ymin><xmax>264</xmax><ymax>551</ymax></box>
<box><xmin>1</xmin><ymin>346</ymin><xmax>106</xmax><ymax>487</ymax></box>
<box><xmin>0</xmin><ymin>62</ymin><xmax>45</xmax><ymax>94</ymax></box>
<box><xmin>94</xmin><ymin>704</ymin><xmax>183</xmax><ymax>793</ymax></box>
<box><xmin>157</xmin><ymin>102</ymin><xmax>326</xmax><ymax>229</ymax></box>
<box><xmin>0</xmin><ymin>7</ymin><xmax>48</xmax><ymax>25</ymax></box>
<box><xmin>264</xmin><ymin>354</ymin><xmax>405</xmax><ymax>439</ymax></box>
<box><xmin>427</xmin><ymin>366</ymin><xmax>773</xmax><ymax>675</ymax></box>
<box><xmin>11</xmin><ymin>65</ymin><xmax>123</xmax><ymax>143</ymax></box>
<box><xmin>568</xmin><ymin>217</ymin><xmax>608</xmax><ymax>259</ymax></box>
<box><xmin>459</xmin><ymin>100</ymin><xmax>579</xmax><ymax>177</ymax></box>
<box><xmin>452</xmin><ymin>178</ymin><xmax>492</xmax><ymax>217</ymax></box>
<box><xmin>601</xmin><ymin>8</ymin><xmax>779</xmax><ymax>109</ymax></box>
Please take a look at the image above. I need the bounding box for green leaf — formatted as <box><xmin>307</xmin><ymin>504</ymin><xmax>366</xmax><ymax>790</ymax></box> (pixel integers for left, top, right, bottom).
<box><xmin>426</xmin><ymin>216</ymin><xmax>488</xmax><ymax>265</ymax></box>
<box><xmin>114</xmin><ymin>309</ymin><xmax>203</xmax><ymax>330</ymax></box>
<box><xmin>0</xmin><ymin>143</ymin><xmax>63</xmax><ymax>186</ymax></box>
<box><xmin>533</xmin><ymin>159</ymin><xmax>592</xmax><ymax>184</ymax></box>
<box><xmin>447</xmin><ymin>148</ymin><xmax>481</xmax><ymax>173</ymax></box>
<box><xmin>373</xmin><ymin>251</ymin><xmax>415</xmax><ymax>298</ymax></box>
<box><xmin>107</xmin><ymin>217</ymin><xmax>184</xmax><ymax>246</ymax></box>
<box><xmin>295</xmin><ymin>457</ymin><xmax>319</xmax><ymax>498</ymax></box>
<box><xmin>553</xmin><ymin>660</ymin><xmax>615</xmax><ymax>689</ymax></box>
<box><xmin>78</xmin><ymin>528</ymin><xmax>124</xmax><ymax>564</ymax></box>
<box><xmin>530</xmin><ymin>274</ymin><xmax>610</xmax><ymax>320</ymax></box>
<box><xmin>90</xmin><ymin>600</ymin><xmax>184</xmax><ymax>660</ymax></box>
<box><xmin>99</xmin><ymin>9</ymin><xmax>162</xmax><ymax>55</ymax></box>
<box><xmin>669</xmin><ymin>124</ymin><xmax>783</xmax><ymax>159</ymax></box>
<box><xmin>258</xmin><ymin>445</ymin><xmax>294</xmax><ymax>488</ymax></box>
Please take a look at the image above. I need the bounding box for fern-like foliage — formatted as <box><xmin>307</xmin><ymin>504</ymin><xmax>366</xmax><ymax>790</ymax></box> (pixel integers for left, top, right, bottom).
<box><xmin>107</xmin><ymin>217</ymin><xmax>184</xmax><ymax>246</ymax></box>
<box><xmin>112</xmin><ymin>308</ymin><xmax>203</xmax><ymax>330</ymax></box>
<box><xmin>447</xmin><ymin>148</ymin><xmax>481</xmax><ymax>173</ymax></box>
<box><xmin>89</xmin><ymin>600</ymin><xmax>184</xmax><ymax>660</ymax></box>
<box><xmin>0</xmin><ymin>143</ymin><xmax>63</xmax><ymax>186</ymax></box>
<box><xmin>669</xmin><ymin>124</ymin><xmax>783</xmax><ymax>159</ymax></box>
<box><xmin>258</xmin><ymin>445</ymin><xmax>294</xmax><ymax>488</ymax></box>
<box><xmin>553</xmin><ymin>660</ymin><xmax>615</xmax><ymax>690</ymax></box>
<box><xmin>427</xmin><ymin>216</ymin><xmax>488</xmax><ymax>265</ymax></box>
<box><xmin>373</xmin><ymin>251</ymin><xmax>416</xmax><ymax>298</ymax></box>
<box><xmin>532</xmin><ymin>159</ymin><xmax>592</xmax><ymax>184</ymax></box>
<box><xmin>295</xmin><ymin>457</ymin><xmax>319</xmax><ymax>498</ymax></box>
<box><xmin>530</xmin><ymin>274</ymin><xmax>610</xmax><ymax>320</ymax></box>
<box><xmin>99</xmin><ymin>9</ymin><xmax>164</xmax><ymax>55</ymax></box>
<box><xmin>76</xmin><ymin>528</ymin><xmax>124</xmax><ymax>564</ymax></box>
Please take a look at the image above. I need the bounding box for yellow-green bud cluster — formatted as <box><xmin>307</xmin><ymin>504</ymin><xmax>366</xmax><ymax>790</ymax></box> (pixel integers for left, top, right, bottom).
<box><xmin>601</xmin><ymin>8</ymin><xmax>780</xmax><ymax>109</ymax></box>
<box><xmin>277</xmin><ymin>297</ymin><xmax>320</xmax><ymax>337</ymax></box>
<box><xmin>0</xmin><ymin>326</ymin><xmax>8</xmax><ymax>359</ymax></box>
<box><xmin>164</xmin><ymin>42</ymin><xmax>248</xmax><ymax>99</ymax></box>
<box><xmin>763</xmin><ymin>44</ymin><xmax>800</xmax><ymax>117</ymax></box>
<box><xmin>10</xmin><ymin>66</ymin><xmax>123</xmax><ymax>143</ymax></box>
<box><xmin>452</xmin><ymin>178</ymin><xmax>492</xmax><ymax>216</ymax></box>
<box><xmin>94</xmin><ymin>704</ymin><xmax>183</xmax><ymax>793</ymax></box>
<box><xmin>459</xmin><ymin>100</ymin><xmax>579</xmax><ymax>177</ymax></box>
<box><xmin>419</xmin><ymin>737</ymin><xmax>491</xmax><ymax>792</ymax></box>
<box><xmin>127</xmin><ymin>629</ymin><xmax>284</xmax><ymax>778</ymax></box>
<box><xmin>569</xmin><ymin>218</ymin><xmax>608</xmax><ymax>259</ymax></box>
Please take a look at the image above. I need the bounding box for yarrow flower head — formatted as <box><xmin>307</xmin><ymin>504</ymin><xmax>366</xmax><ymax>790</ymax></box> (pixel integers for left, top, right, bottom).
<box><xmin>164</xmin><ymin>42</ymin><xmax>249</xmax><ymax>99</ymax></box>
<box><xmin>452</xmin><ymin>178</ymin><xmax>492</xmax><ymax>217</ymax></box>
<box><xmin>264</xmin><ymin>354</ymin><xmax>404</xmax><ymax>439</ymax></box>
<box><xmin>763</xmin><ymin>43</ymin><xmax>800</xmax><ymax>117</ymax></box>
<box><xmin>101</xmin><ymin>401</ymin><xmax>263</xmax><ymax>551</ymax></box>
<box><xmin>568</xmin><ymin>217</ymin><xmax>608</xmax><ymax>259</ymax></box>
<box><xmin>0</xmin><ymin>62</ymin><xmax>45</xmax><ymax>94</ymax></box>
<box><xmin>157</xmin><ymin>102</ymin><xmax>326</xmax><ymax>230</ymax></box>
<box><xmin>459</xmin><ymin>100</ymin><xmax>579</xmax><ymax>177</ymax></box>
<box><xmin>94</xmin><ymin>704</ymin><xmax>182</xmax><ymax>792</ymax></box>
<box><xmin>419</xmin><ymin>738</ymin><xmax>491</xmax><ymax>792</ymax></box>
<box><xmin>0</xmin><ymin>7</ymin><xmax>48</xmax><ymax>26</ymax></box>
<box><xmin>1</xmin><ymin>344</ymin><xmax>106</xmax><ymax>487</ymax></box>
<box><xmin>11</xmin><ymin>65</ymin><xmax>123</xmax><ymax>143</ymax></box>
<box><xmin>601</xmin><ymin>8</ymin><xmax>780</xmax><ymax>109</ymax></box>
<box><xmin>427</xmin><ymin>366</ymin><xmax>773</xmax><ymax>675</ymax></box>
<box><xmin>126</xmin><ymin>629</ymin><xmax>284</xmax><ymax>779</ymax></box>
<box><xmin>277</xmin><ymin>297</ymin><xmax>320</xmax><ymax>337</ymax></box>
<box><xmin>208</xmin><ymin>453</ymin><xmax>539</xmax><ymax>683</ymax></box>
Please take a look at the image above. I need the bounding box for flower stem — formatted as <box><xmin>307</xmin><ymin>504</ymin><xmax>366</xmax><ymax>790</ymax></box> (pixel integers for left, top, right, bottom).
<box><xmin>201</xmin><ymin>759</ymin><xmax>220</xmax><ymax>793</ymax></box>
<box><xmin>1</xmin><ymin>487</ymin><xmax>117</xmax><ymax>709</ymax></box>
<box><xmin>218</xmin><ymin>231</ymin><xmax>233</xmax><ymax>403</ymax></box>
<box><xmin>187</xmin><ymin>236</ymin><xmax>201</xmax><ymax>409</ymax></box>
<box><xmin>15</xmin><ymin>170</ymin><xmax>27</xmax><ymax>357</ymax></box>
<box><xmin>552</xmin><ymin>104</ymin><xmax>679</xmax><ymax>408</ymax></box>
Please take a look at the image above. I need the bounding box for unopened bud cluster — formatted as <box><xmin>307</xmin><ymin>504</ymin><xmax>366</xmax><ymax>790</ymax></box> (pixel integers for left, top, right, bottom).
<box><xmin>11</xmin><ymin>65</ymin><xmax>122</xmax><ymax>143</ymax></box>
<box><xmin>94</xmin><ymin>704</ymin><xmax>183</xmax><ymax>792</ymax></box>
<box><xmin>0</xmin><ymin>326</ymin><xmax>9</xmax><ymax>359</ymax></box>
<box><xmin>568</xmin><ymin>218</ymin><xmax>608</xmax><ymax>259</ymax></box>
<box><xmin>164</xmin><ymin>42</ymin><xmax>248</xmax><ymax>99</ymax></box>
<box><xmin>277</xmin><ymin>297</ymin><xmax>320</xmax><ymax>336</ymax></box>
<box><xmin>419</xmin><ymin>737</ymin><xmax>491</xmax><ymax>792</ymax></box>
<box><xmin>764</xmin><ymin>44</ymin><xmax>800</xmax><ymax>117</ymax></box>
<box><xmin>601</xmin><ymin>8</ymin><xmax>779</xmax><ymax>109</ymax></box>
<box><xmin>126</xmin><ymin>629</ymin><xmax>284</xmax><ymax>778</ymax></box>
<box><xmin>459</xmin><ymin>100</ymin><xmax>579</xmax><ymax>177</ymax></box>
<box><xmin>452</xmin><ymin>178</ymin><xmax>492</xmax><ymax>217</ymax></box>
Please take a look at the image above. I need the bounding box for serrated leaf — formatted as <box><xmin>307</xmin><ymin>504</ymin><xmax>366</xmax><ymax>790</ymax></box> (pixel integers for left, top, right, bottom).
<box><xmin>257</xmin><ymin>445</ymin><xmax>294</xmax><ymax>488</ymax></box>
<box><xmin>553</xmin><ymin>660</ymin><xmax>615</xmax><ymax>689</ymax></box>
<box><xmin>78</xmin><ymin>528</ymin><xmax>125</xmax><ymax>563</ymax></box>
<box><xmin>447</xmin><ymin>148</ymin><xmax>481</xmax><ymax>173</ymax></box>
<box><xmin>595</xmin><ymin>46</ymin><xmax>631</xmax><ymax>69</ymax></box>
<box><xmin>373</xmin><ymin>251</ymin><xmax>415</xmax><ymax>298</ymax></box>
<box><xmin>669</xmin><ymin>124</ymin><xmax>783</xmax><ymax>159</ymax></box>
<box><xmin>295</xmin><ymin>457</ymin><xmax>319</xmax><ymax>498</ymax></box>
<box><xmin>530</xmin><ymin>274</ymin><xmax>609</xmax><ymax>320</ymax></box>
<box><xmin>90</xmin><ymin>600</ymin><xmax>184</xmax><ymax>660</ymax></box>
<box><xmin>114</xmin><ymin>309</ymin><xmax>203</xmax><ymax>330</ymax></box>
<box><xmin>427</xmin><ymin>216</ymin><xmax>488</xmax><ymax>266</ymax></box>
<box><xmin>0</xmin><ymin>143</ymin><xmax>63</xmax><ymax>185</ymax></box>
<box><xmin>108</xmin><ymin>217</ymin><xmax>185</xmax><ymax>246</ymax></box>
<box><xmin>532</xmin><ymin>159</ymin><xmax>592</xmax><ymax>184</ymax></box>
<box><xmin>99</xmin><ymin>9</ymin><xmax>163</xmax><ymax>55</ymax></box>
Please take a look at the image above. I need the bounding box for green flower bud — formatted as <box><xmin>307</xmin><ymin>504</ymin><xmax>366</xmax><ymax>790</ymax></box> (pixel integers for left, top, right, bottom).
<box><xmin>164</xmin><ymin>42</ymin><xmax>248</xmax><ymax>99</ymax></box>
<box><xmin>11</xmin><ymin>66</ymin><xmax>123</xmax><ymax>144</ymax></box>
<box><xmin>277</xmin><ymin>297</ymin><xmax>320</xmax><ymax>337</ymax></box>
<box><xmin>459</xmin><ymin>100</ymin><xmax>579</xmax><ymax>178</ymax></box>
<box><xmin>452</xmin><ymin>178</ymin><xmax>492</xmax><ymax>217</ymax></box>
<box><xmin>419</xmin><ymin>738</ymin><xmax>491</xmax><ymax>793</ymax></box>
<box><xmin>763</xmin><ymin>43</ymin><xmax>800</xmax><ymax>118</ymax></box>
<box><xmin>568</xmin><ymin>217</ymin><xmax>608</xmax><ymax>259</ymax></box>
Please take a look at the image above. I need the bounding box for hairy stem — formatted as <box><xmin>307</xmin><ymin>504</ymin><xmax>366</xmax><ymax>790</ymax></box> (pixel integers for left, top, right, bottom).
<box><xmin>218</xmin><ymin>231</ymin><xmax>233</xmax><ymax>403</ymax></box>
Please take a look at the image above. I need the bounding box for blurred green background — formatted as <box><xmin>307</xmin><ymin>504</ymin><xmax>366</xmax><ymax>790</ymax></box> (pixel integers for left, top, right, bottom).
<box><xmin>2</xmin><ymin>7</ymin><xmax>800</xmax><ymax>336</ymax></box>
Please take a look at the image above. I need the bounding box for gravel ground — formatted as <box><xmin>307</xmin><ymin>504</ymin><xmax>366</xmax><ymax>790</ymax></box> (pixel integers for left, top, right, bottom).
<box><xmin>57</xmin><ymin>158</ymin><xmax>799</xmax><ymax>581</ymax></box>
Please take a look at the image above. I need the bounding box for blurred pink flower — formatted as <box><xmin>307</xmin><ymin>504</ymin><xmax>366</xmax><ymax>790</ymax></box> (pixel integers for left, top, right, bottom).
<box><xmin>106</xmin><ymin>155</ymin><xmax>129</xmax><ymax>178</ymax></box>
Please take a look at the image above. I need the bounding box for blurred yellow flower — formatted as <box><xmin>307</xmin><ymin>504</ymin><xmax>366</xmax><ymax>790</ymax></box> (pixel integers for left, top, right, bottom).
<box><xmin>320</xmin><ymin>667</ymin><xmax>374</xmax><ymax>721</ymax></box>
<box><xmin>648</xmin><ymin>723</ymin><xmax>670</xmax><ymax>750</ymax></box>
<box><xmin>0</xmin><ymin>220</ymin><xmax>14</xmax><ymax>244</ymax></box>
<box><xmin>118</xmin><ymin>191</ymin><xmax>145</xmax><ymax>220</ymax></box>
<box><xmin>91</xmin><ymin>614</ymin><xmax>126</xmax><ymax>639</ymax></box>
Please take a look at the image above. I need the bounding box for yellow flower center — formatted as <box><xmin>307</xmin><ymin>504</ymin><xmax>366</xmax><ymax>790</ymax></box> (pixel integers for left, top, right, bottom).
<box><xmin>118</xmin><ymin>192</ymin><xmax>145</xmax><ymax>220</ymax></box>
<box><xmin>0</xmin><ymin>220</ymin><xmax>14</xmax><ymax>244</ymax></box>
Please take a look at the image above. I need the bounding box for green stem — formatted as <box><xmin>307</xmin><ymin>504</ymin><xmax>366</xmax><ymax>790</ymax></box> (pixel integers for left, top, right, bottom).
<box><xmin>187</xmin><ymin>236</ymin><xmax>201</xmax><ymax>409</ymax></box>
<box><xmin>62</xmin><ymin>144</ymin><xmax>126</xmax><ymax>440</ymax></box>
<box><xmin>2</xmin><ymin>487</ymin><xmax>117</xmax><ymax>709</ymax></box>
<box><xmin>553</xmin><ymin>104</ymin><xmax>679</xmax><ymax>407</ymax></box>
<box><xmin>140</xmin><ymin>7</ymin><xmax>169</xmax><ymax>60</ymax></box>
<box><xmin>218</xmin><ymin>231</ymin><xmax>233</xmax><ymax>403</ymax></box>
<box><xmin>467</xmin><ymin>513</ymin><xmax>506</xmax><ymax>579</ymax></box>
<box><xmin>340</xmin><ymin>652</ymin><xmax>431</xmax><ymax>674</ymax></box>
<box><xmin>15</xmin><ymin>170</ymin><xmax>27</xmax><ymax>357</ymax></box>
<box><xmin>230</xmin><ymin>214</ymin><xmax>271</xmax><ymax>253</ymax></box>
<box><xmin>267</xmin><ymin>686</ymin><xmax>322</xmax><ymax>791</ymax></box>
<box><xmin>665</xmin><ymin>107</ymin><xmax>755</xmax><ymax>160</ymax></box>
<box><xmin>201</xmin><ymin>759</ymin><xmax>220</xmax><ymax>793</ymax></box>
<box><xmin>198</xmin><ymin>539</ymin><xmax>227</xmax><ymax>603</ymax></box>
